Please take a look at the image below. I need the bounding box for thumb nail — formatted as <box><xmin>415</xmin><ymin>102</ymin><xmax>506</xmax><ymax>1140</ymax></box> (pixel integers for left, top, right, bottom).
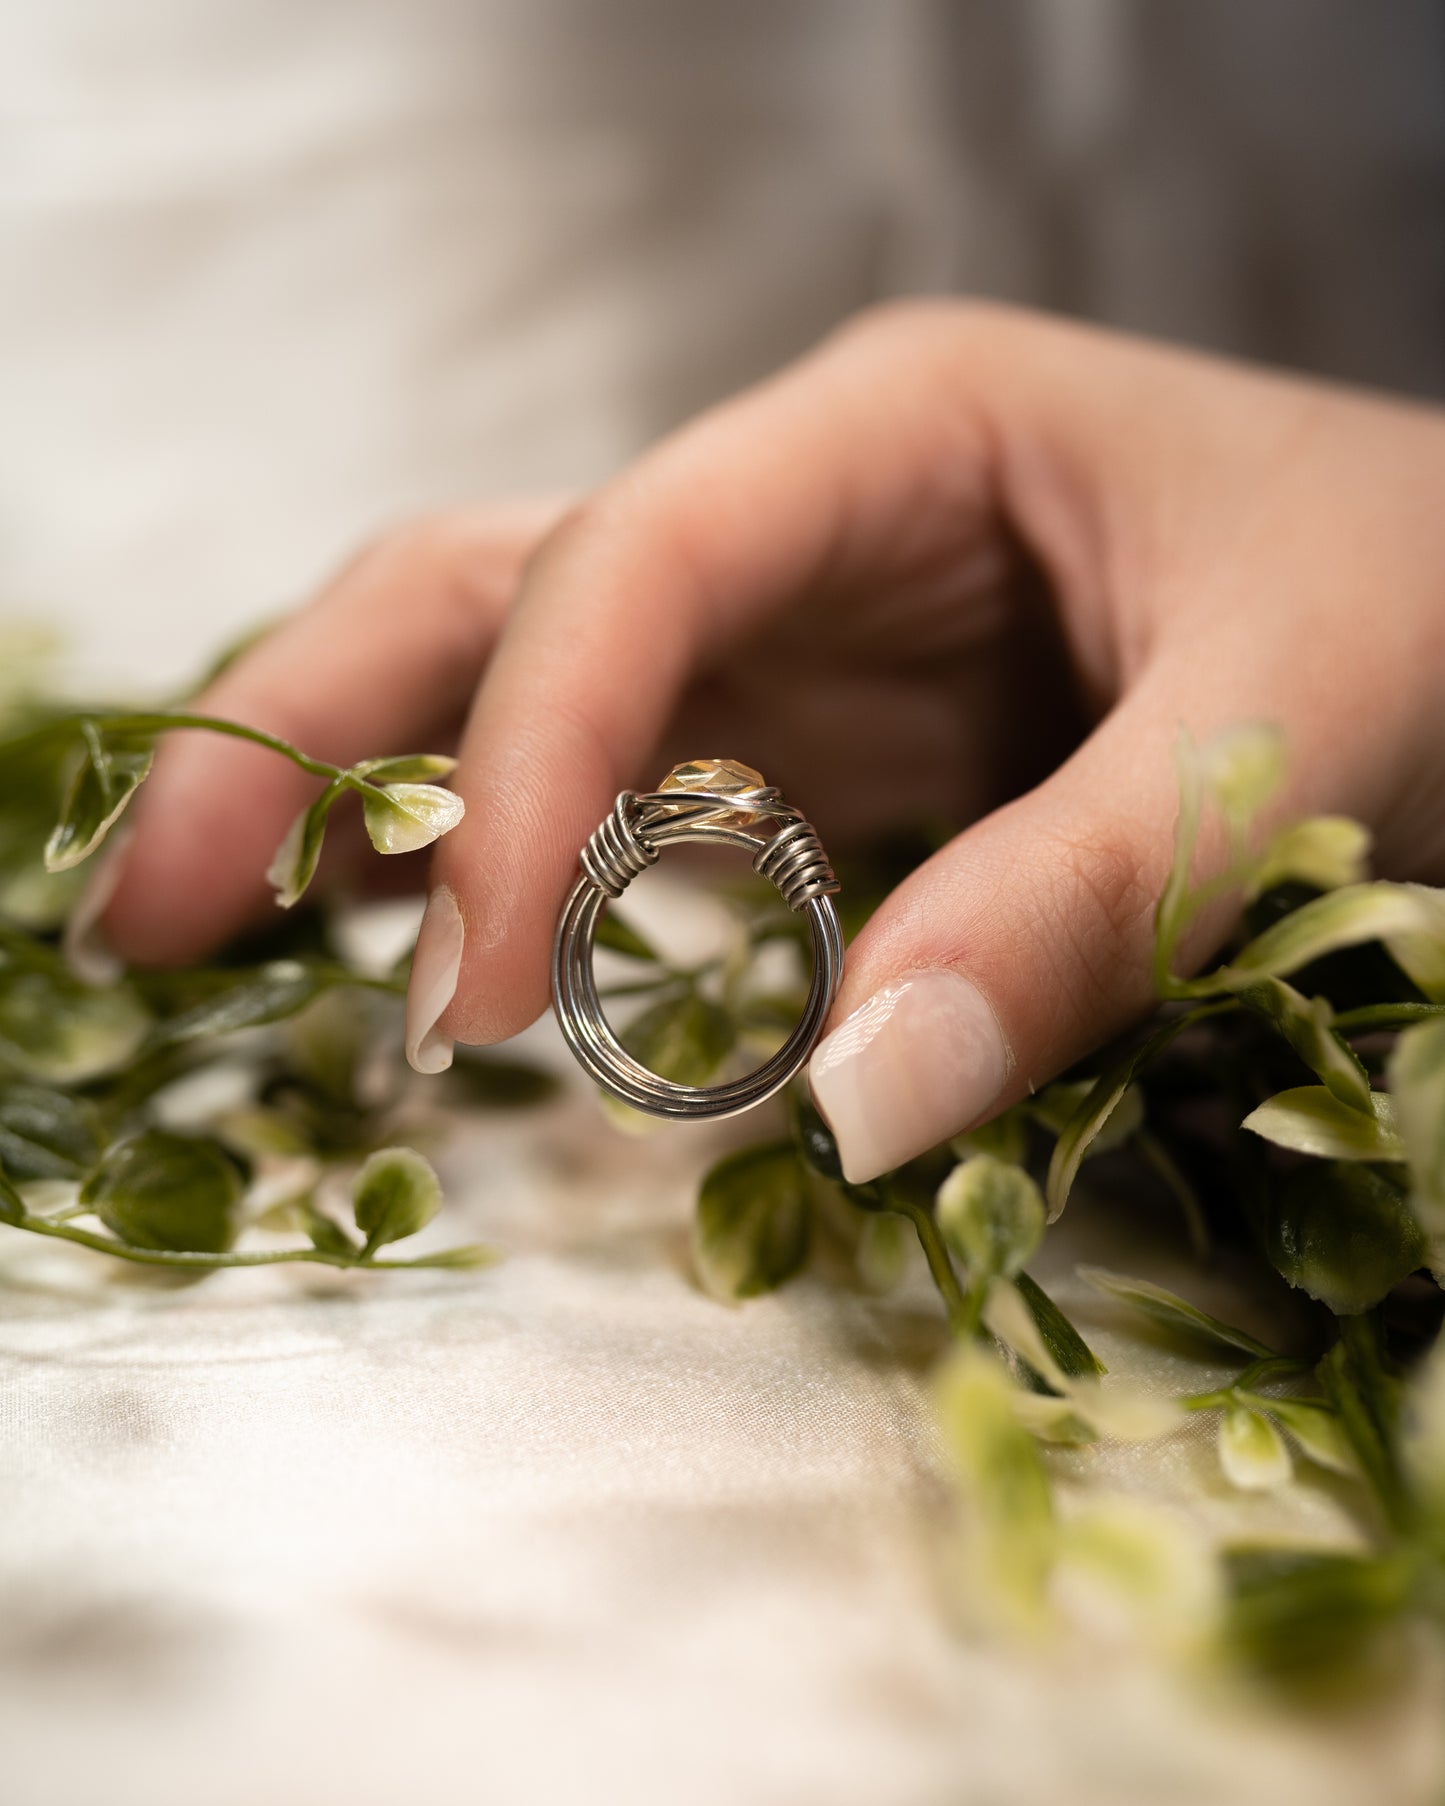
<box><xmin>405</xmin><ymin>885</ymin><xmax>464</xmax><ymax>1074</ymax></box>
<box><xmin>808</xmin><ymin>969</ymin><xmax>1012</xmax><ymax>1184</ymax></box>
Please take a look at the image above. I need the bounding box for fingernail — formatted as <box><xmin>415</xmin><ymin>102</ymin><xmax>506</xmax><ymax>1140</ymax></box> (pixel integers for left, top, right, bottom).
<box><xmin>405</xmin><ymin>885</ymin><xmax>464</xmax><ymax>1074</ymax></box>
<box><xmin>62</xmin><ymin>826</ymin><xmax>133</xmax><ymax>985</ymax></box>
<box><xmin>808</xmin><ymin>969</ymin><xmax>1012</xmax><ymax>1184</ymax></box>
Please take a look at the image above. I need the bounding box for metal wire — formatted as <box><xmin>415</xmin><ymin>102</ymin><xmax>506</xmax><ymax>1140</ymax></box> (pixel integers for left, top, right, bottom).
<box><xmin>579</xmin><ymin>793</ymin><xmax>657</xmax><ymax>896</ymax></box>
<box><xmin>552</xmin><ymin>776</ymin><xmax>844</xmax><ymax>1120</ymax></box>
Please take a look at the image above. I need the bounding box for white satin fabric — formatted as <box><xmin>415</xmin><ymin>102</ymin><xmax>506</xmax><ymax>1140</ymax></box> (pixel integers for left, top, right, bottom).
<box><xmin>3</xmin><ymin>880</ymin><xmax>1442</xmax><ymax>1805</ymax></box>
<box><xmin>2</xmin><ymin>4</ymin><xmax>1444</xmax><ymax>1800</ymax></box>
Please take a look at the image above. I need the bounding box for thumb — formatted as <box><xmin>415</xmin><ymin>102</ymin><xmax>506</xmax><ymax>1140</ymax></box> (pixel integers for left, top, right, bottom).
<box><xmin>808</xmin><ymin>669</ymin><xmax>1233</xmax><ymax>1183</ymax></box>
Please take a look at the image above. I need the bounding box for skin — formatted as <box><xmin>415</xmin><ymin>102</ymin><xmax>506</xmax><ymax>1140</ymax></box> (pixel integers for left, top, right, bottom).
<box><xmin>104</xmin><ymin>303</ymin><xmax>1445</xmax><ymax>1152</ymax></box>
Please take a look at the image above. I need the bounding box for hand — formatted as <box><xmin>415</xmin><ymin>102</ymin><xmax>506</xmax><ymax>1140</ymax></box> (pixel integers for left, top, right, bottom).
<box><xmin>105</xmin><ymin>304</ymin><xmax>1445</xmax><ymax>1181</ymax></box>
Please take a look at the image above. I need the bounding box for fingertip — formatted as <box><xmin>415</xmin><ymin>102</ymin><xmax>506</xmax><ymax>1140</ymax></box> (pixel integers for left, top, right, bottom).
<box><xmin>405</xmin><ymin>885</ymin><xmax>464</xmax><ymax>1072</ymax></box>
<box><xmin>425</xmin><ymin>712</ymin><xmax>621</xmax><ymax>1048</ymax></box>
<box><xmin>808</xmin><ymin>968</ymin><xmax>1013</xmax><ymax>1182</ymax></box>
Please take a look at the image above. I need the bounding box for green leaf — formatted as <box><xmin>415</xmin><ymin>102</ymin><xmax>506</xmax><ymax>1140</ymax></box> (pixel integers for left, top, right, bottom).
<box><xmin>1031</xmin><ymin>1079</ymin><xmax>1143</xmax><ymax>1150</ymax></box>
<box><xmin>446</xmin><ymin>1051</ymin><xmax>559</xmax><ymax>1109</ymax></box>
<box><xmin>1268</xmin><ymin>1164</ymin><xmax>1427</xmax><ymax>1317</ymax></box>
<box><xmin>1384</xmin><ymin>884</ymin><xmax>1445</xmax><ymax>1002</ymax></box>
<box><xmin>1388</xmin><ymin>1014</ymin><xmax>1445</xmax><ymax>1234</ymax></box>
<box><xmin>983</xmin><ymin>1277</ymin><xmax>1070</xmax><ymax>1391</ymax></box>
<box><xmin>1402</xmin><ymin>1335</ymin><xmax>1445</xmax><ymax>1544</ymax></box>
<box><xmin>792</xmin><ymin>1096</ymin><xmax>847</xmax><ymax>1185</ymax></box>
<box><xmin>1239</xmin><ymin>978</ymin><xmax>1372</xmax><ymax>1113</ymax></box>
<box><xmin>397</xmin><ymin>1243</ymin><xmax>501</xmax><ymax>1270</ymax></box>
<box><xmin>293</xmin><ymin>1199</ymin><xmax>358</xmax><ymax>1258</ymax></box>
<box><xmin>1223</xmin><ymin>1548</ymin><xmax>1411</xmax><ymax>1693</ymax></box>
<box><xmin>0</xmin><ymin>1084</ymin><xmax>103</xmax><ymax>1180</ymax></box>
<box><xmin>1242</xmin><ymin>1086</ymin><xmax>1404</xmax><ymax>1162</ymax></box>
<box><xmin>951</xmin><ymin>1106</ymin><xmax>1029</xmax><ymax>1166</ymax></box>
<box><xmin>359</xmin><ymin>782</ymin><xmax>465</xmax><ymax>855</ymax></box>
<box><xmin>148</xmin><ymin>959</ymin><xmax>331</xmax><ymax>1046</ymax></box>
<box><xmin>44</xmin><ymin>723</ymin><xmax>154</xmax><ymax>872</ymax></box>
<box><xmin>1205</xmin><ymin>882</ymin><xmax>1445</xmax><ymax>996</ymax></box>
<box><xmin>1044</xmin><ymin>1006</ymin><xmax>1227</xmax><ymax>1221</ymax></box>
<box><xmin>80</xmin><ymin>1130</ymin><xmax>244</xmax><ymax>1253</ymax></box>
<box><xmin>1080</xmin><ymin>1266</ymin><xmax>1274</xmax><ymax>1360</ymax></box>
<box><xmin>284</xmin><ymin>986</ymin><xmax>372</xmax><ymax>1110</ymax></box>
<box><xmin>1200</xmin><ymin>722</ymin><xmax>1286</xmax><ymax>840</ymax></box>
<box><xmin>855</xmin><ymin>1211</ymin><xmax>909</xmax><ymax>1292</ymax></box>
<box><xmin>1316</xmin><ymin>1315</ymin><xmax>1408</xmax><ymax>1526</ymax></box>
<box><xmin>0</xmin><ymin>962</ymin><xmax>150</xmax><ymax>1084</ymax></box>
<box><xmin>1014</xmin><ymin>1272</ymin><xmax>1105</xmax><ymax>1378</ymax></box>
<box><xmin>1009</xmin><ymin>1392</ymin><xmax>1099</xmax><ymax>1445</ymax></box>
<box><xmin>693</xmin><ymin>1140</ymin><xmax>811</xmax><ymax>1302</ymax></box>
<box><xmin>214</xmin><ymin>1106</ymin><xmax>315</xmax><ymax>1162</ymax></box>
<box><xmin>266</xmin><ymin>782</ymin><xmax>342</xmax><ymax>909</ymax></box>
<box><xmin>0</xmin><ymin>1163</ymin><xmax>25</xmax><ymax>1225</ymax></box>
<box><xmin>594</xmin><ymin>911</ymin><xmax>662</xmax><ymax>963</ymax></box>
<box><xmin>1057</xmin><ymin>1501</ymin><xmax>1221</xmax><ymax>1650</ymax></box>
<box><xmin>1154</xmin><ymin>725</ymin><xmax>1206</xmax><ymax>977</ymax></box>
<box><xmin>620</xmin><ymin>991</ymin><xmax>735</xmax><ymax>1089</ymax></box>
<box><xmin>933</xmin><ymin>1346</ymin><xmax>1056</xmax><ymax>1634</ymax></box>
<box><xmin>350</xmin><ymin>754</ymin><xmax>458</xmax><ymax>784</ymax></box>
<box><xmin>352</xmin><ymin>1147</ymin><xmax>443</xmax><ymax>1256</ymax></box>
<box><xmin>1218</xmin><ymin>1403</ymin><xmax>1293</xmax><ymax>1491</ymax></box>
<box><xmin>1236</xmin><ymin>1395</ymin><xmax>1356</xmax><ymax>1477</ymax></box>
<box><xmin>936</xmin><ymin>1153</ymin><xmax>1045</xmax><ymax>1282</ymax></box>
<box><xmin>1250</xmin><ymin>816</ymin><xmax>1371</xmax><ymax>899</ymax></box>
<box><xmin>986</xmin><ymin>1283</ymin><xmax>1185</xmax><ymax>1440</ymax></box>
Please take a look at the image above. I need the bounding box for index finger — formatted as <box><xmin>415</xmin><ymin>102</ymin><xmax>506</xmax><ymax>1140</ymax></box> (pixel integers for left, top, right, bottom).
<box><xmin>415</xmin><ymin>303</ymin><xmax>1084</xmax><ymax>1062</ymax></box>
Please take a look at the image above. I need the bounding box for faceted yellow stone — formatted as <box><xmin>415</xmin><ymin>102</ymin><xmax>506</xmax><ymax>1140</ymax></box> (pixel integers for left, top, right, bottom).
<box><xmin>657</xmin><ymin>757</ymin><xmax>767</xmax><ymax>825</ymax></box>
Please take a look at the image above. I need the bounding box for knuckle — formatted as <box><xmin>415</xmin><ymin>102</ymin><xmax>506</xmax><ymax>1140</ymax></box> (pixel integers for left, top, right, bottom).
<box><xmin>333</xmin><ymin>510</ymin><xmax>514</xmax><ymax>646</ymax></box>
<box><xmin>517</xmin><ymin>493</ymin><xmax>616</xmax><ymax>593</ymax></box>
<box><xmin>823</xmin><ymin>295</ymin><xmax>1024</xmax><ymax>365</ymax></box>
<box><xmin>308</xmin><ymin>513</ymin><xmax>470</xmax><ymax>618</ymax></box>
<box><xmin>357</xmin><ymin>512</ymin><xmax>467</xmax><ymax>584</ymax></box>
<box><xmin>830</xmin><ymin>296</ymin><xmax>957</xmax><ymax>350</ymax></box>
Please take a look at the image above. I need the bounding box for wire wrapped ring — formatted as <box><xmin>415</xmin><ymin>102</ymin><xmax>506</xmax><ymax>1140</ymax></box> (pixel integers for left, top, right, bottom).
<box><xmin>551</xmin><ymin>762</ymin><xmax>843</xmax><ymax>1119</ymax></box>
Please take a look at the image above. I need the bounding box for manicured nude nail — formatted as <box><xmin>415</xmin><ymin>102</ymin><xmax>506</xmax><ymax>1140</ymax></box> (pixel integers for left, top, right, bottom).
<box><xmin>405</xmin><ymin>885</ymin><xmax>464</xmax><ymax>1074</ymax></box>
<box><xmin>62</xmin><ymin>826</ymin><xmax>133</xmax><ymax>985</ymax></box>
<box><xmin>808</xmin><ymin>969</ymin><xmax>1012</xmax><ymax>1184</ymax></box>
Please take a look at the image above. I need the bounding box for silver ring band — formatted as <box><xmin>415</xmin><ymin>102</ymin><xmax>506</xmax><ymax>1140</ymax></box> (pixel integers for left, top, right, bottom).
<box><xmin>551</xmin><ymin>763</ymin><xmax>843</xmax><ymax>1120</ymax></box>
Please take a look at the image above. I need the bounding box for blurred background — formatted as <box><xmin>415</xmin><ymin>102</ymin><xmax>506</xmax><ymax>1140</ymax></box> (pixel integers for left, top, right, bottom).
<box><xmin>3</xmin><ymin>0</ymin><xmax>1443</xmax><ymax>691</ymax></box>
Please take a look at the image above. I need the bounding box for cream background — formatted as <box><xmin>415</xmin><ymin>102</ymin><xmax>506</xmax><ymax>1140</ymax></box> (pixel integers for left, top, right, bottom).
<box><xmin>2</xmin><ymin>4</ymin><xmax>1444</xmax><ymax>1801</ymax></box>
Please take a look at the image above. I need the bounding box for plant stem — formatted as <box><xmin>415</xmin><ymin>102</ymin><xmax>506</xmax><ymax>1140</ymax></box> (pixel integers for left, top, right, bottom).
<box><xmin>1233</xmin><ymin>1353</ymin><xmax>1312</xmax><ymax>1389</ymax></box>
<box><xmin>890</xmin><ymin>1194</ymin><xmax>973</xmax><ymax>1337</ymax></box>
<box><xmin>97</xmin><ymin>712</ymin><xmax>344</xmax><ymax>780</ymax></box>
<box><xmin>12</xmin><ymin>1214</ymin><xmax>482</xmax><ymax>1272</ymax></box>
<box><xmin>1334</xmin><ymin>1002</ymin><xmax>1445</xmax><ymax>1034</ymax></box>
<box><xmin>1135</xmin><ymin>1128</ymin><xmax>1210</xmax><ymax>1257</ymax></box>
<box><xmin>1180</xmin><ymin>1355</ymin><xmax>1312</xmax><ymax>1410</ymax></box>
<box><xmin>2</xmin><ymin>710</ymin><xmax>409</xmax><ymax>801</ymax></box>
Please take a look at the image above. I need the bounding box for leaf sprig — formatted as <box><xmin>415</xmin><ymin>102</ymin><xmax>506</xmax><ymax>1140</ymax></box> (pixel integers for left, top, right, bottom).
<box><xmin>0</xmin><ymin>695</ymin><xmax>528</xmax><ymax>1276</ymax></box>
<box><xmin>5</xmin><ymin>653</ymin><xmax>1444</xmax><ymax>1697</ymax></box>
<box><xmin>29</xmin><ymin>709</ymin><xmax>466</xmax><ymax>903</ymax></box>
<box><xmin>684</xmin><ymin>721</ymin><xmax>1445</xmax><ymax>1693</ymax></box>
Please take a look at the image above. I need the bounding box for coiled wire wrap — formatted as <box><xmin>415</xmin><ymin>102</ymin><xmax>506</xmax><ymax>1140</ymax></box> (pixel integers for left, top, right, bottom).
<box><xmin>579</xmin><ymin>793</ymin><xmax>658</xmax><ymax>897</ymax></box>
<box><xmin>552</xmin><ymin>778</ymin><xmax>844</xmax><ymax>1120</ymax></box>
<box><xmin>752</xmin><ymin>818</ymin><xmax>839</xmax><ymax>913</ymax></box>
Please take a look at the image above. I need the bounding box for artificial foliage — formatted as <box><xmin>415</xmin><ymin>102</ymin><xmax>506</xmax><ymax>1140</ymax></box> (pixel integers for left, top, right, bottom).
<box><xmin>2</xmin><ymin>635</ymin><xmax>1442</xmax><ymax>1698</ymax></box>
<box><xmin>638</xmin><ymin>723</ymin><xmax>1445</xmax><ymax>1694</ymax></box>
<box><xmin>0</xmin><ymin>649</ymin><xmax>522</xmax><ymax>1275</ymax></box>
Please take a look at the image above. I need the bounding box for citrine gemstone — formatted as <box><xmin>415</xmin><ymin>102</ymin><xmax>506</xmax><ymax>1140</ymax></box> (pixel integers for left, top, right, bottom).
<box><xmin>657</xmin><ymin>757</ymin><xmax>768</xmax><ymax>825</ymax></box>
